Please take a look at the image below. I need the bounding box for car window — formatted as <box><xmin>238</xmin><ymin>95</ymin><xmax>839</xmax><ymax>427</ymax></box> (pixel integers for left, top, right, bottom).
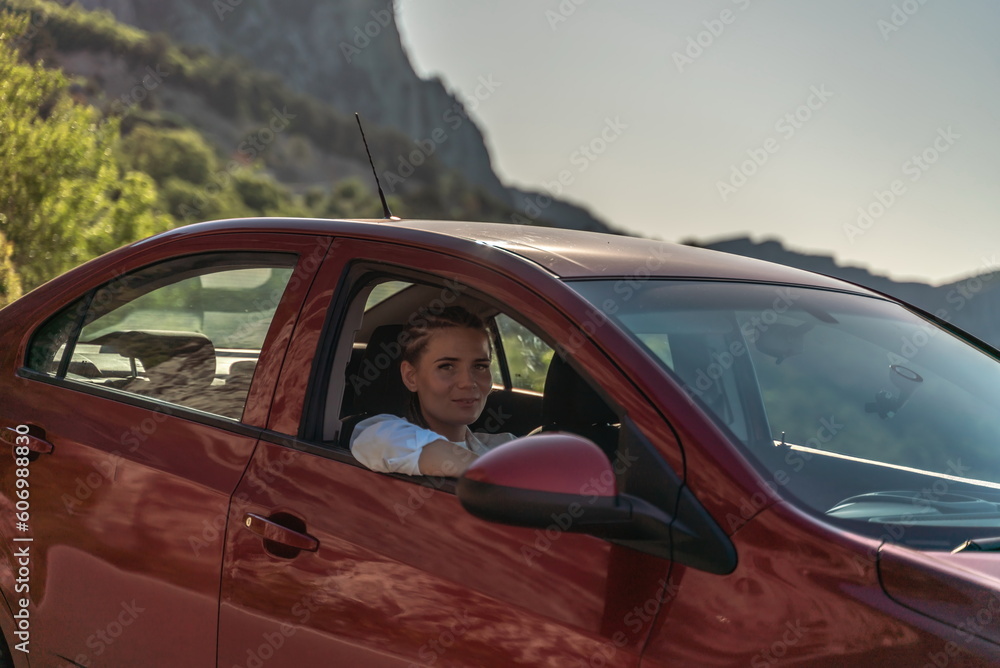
<box><xmin>319</xmin><ymin>272</ymin><xmax>616</xmax><ymax>458</ymax></box>
<box><xmin>364</xmin><ymin>280</ymin><xmax>410</xmax><ymax>309</ymax></box>
<box><xmin>27</xmin><ymin>252</ymin><xmax>296</xmax><ymax>420</ymax></box>
<box><xmin>494</xmin><ymin>313</ymin><xmax>552</xmax><ymax>393</ymax></box>
<box><xmin>573</xmin><ymin>278</ymin><xmax>1000</xmax><ymax>546</ymax></box>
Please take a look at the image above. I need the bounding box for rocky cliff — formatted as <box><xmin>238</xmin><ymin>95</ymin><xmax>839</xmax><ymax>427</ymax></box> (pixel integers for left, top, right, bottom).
<box><xmin>27</xmin><ymin>0</ymin><xmax>1000</xmax><ymax>345</ymax></box>
<box><xmin>73</xmin><ymin>0</ymin><xmax>507</xmax><ymax>205</ymax></box>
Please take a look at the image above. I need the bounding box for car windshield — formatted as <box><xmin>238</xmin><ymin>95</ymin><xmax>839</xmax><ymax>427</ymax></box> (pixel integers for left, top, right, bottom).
<box><xmin>572</xmin><ymin>279</ymin><xmax>1000</xmax><ymax>546</ymax></box>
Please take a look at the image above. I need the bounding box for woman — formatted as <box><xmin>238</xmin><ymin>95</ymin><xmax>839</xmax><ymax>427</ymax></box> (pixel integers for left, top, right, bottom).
<box><xmin>350</xmin><ymin>306</ymin><xmax>516</xmax><ymax>476</ymax></box>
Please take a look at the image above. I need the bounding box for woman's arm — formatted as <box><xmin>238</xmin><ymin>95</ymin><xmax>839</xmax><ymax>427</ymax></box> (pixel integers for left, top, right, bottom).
<box><xmin>351</xmin><ymin>414</ymin><xmax>477</xmax><ymax>476</ymax></box>
<box><xmin>417</xmin><ymin>439</ymin><xmax>479</xmax><ymax>476</ymax></box>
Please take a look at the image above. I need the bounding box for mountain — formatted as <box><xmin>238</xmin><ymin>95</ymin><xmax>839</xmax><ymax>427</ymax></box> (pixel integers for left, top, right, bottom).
<box><xmin>697</xmin><ymin>237</ymin><xmax>1000</xmax><ymax>348</ymax></box>
<box><xmin>9</xmin><ymin>0</ymin><xmax>999</xmax><ymax>345</ymax></box>
<box><xmin>70</xmin><ymin>0</ymin><xmax>617</xmax><ymax>234</ymax></box>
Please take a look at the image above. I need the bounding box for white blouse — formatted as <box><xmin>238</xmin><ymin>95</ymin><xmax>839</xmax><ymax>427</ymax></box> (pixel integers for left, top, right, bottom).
<box><xmin>349</xmin><ymin>413</ymin><xmax>516</xmax><ymax>475</ymax></box>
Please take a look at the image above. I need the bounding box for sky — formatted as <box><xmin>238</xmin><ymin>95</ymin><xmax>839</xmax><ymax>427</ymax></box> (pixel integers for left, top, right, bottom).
<box><xmin>394</xmin><ymin>1</ymin><xmax>1000</xmax><ymax>286</ymax></box>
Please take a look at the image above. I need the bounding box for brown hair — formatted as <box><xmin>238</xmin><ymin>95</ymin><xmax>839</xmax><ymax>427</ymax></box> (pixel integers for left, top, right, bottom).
<box><xmin>401</xmin><ymin>305</ymin><xmax>490</xmax><ymax>428</ymax></box>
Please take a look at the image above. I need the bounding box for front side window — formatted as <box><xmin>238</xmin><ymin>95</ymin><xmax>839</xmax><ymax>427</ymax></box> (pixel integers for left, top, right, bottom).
<box><xmin>320</xmin><ymin>272</ymin><xmax>606</xmax><ymax>454</ymax></box>
<box><xmin>494</xmin><ymin>313</ymin><xmax>552</xmax><ymax>393</ymax></box>
<box><xmin>27</xmin><ymin>253</ymin><xmax>296</xmax><ymax>420</ymax></box>
<box><xmin>572</xmin><ymin>279</ymin><xmax>1000</xmax><ymax>548</ymax></box>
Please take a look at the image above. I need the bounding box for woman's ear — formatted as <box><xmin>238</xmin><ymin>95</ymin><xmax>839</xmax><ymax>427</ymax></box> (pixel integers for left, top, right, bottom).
<box><xmin>400</xmin><ymin>360</ymin><xmax>418</xmax><ymax>392</ymax></box>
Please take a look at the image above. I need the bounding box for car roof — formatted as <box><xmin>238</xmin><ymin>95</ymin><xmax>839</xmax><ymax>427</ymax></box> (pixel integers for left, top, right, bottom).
<box><xmin>155</xmin><ymin>218</ymin><xmax>872</xmax><ymax>294</ymax></box>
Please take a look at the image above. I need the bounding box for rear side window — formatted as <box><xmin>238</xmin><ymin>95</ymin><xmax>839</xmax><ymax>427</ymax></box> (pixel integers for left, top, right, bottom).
<box><xmin>27</xmin><ymin>252</ymin><xmax>296</xmax><ymax>420</ymax></box>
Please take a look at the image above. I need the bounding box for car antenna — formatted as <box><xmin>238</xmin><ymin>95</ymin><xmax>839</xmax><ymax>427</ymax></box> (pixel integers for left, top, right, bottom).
<box><xmin>355</xmin><ymin>112</ymin><xmax>399</xmax><ymax>221</ymax></box>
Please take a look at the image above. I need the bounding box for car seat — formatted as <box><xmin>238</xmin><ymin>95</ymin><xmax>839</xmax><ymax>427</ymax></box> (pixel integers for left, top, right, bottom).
<box><xmin>536</xmin><ymin>355</ymin><xmax>620</xmax><ymax>459</ymax></box>
<box><xmin>339</xmin><ymin>324</ymin><xmax>410</xmax><ymax>443</ymax></box>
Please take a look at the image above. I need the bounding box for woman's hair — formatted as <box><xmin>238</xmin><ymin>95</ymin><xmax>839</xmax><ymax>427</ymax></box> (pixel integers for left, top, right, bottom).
<box><xmin>401</xmin><ymin>305</ymin><xmax>491</xmax><ymax>428</ymax></box>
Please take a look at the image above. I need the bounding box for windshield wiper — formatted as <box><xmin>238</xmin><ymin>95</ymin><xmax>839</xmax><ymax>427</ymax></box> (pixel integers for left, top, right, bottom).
<box><xmin>952</xmin><ymin>536</ymin><xmax>1000</xmax><ymax>553</ymax></box>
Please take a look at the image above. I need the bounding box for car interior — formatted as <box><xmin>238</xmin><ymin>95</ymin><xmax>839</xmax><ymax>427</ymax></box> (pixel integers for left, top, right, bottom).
<box><xmin>324</xmin><ymin>277</ymin><xmax>623</xmax><ymax>465</ymax></box>
<box><xmin>26</xmin><ymin>254</ymin><xmax>294</xmax><ymax>422</ymax></box>
<box><xmin>57</xmin><ymin>328</ymin><xmax>255</xmax><ymax>420</ymax></box>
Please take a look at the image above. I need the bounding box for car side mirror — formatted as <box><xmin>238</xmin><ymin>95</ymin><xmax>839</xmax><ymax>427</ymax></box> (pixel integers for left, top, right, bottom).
<box><xmin>458</xmin><ymin>433</ymin><xmax>679</xmax><ymax>556</ymax></box>
<box><xmin>457</xmin><ymin>431</ymin><xmax>737</xmax><ymax>574</ymax></box>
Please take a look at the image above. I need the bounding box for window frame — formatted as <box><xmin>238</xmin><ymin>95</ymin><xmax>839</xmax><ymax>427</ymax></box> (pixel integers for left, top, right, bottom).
<box><xmin>300</xmin><ymin>260</ymin><xmax>620</xmax><ymax>460</ymax></box>
<box><xmin>23</xmin><ymin>250</ymin><xmax>300</xmax><ymax>425</ymax></box>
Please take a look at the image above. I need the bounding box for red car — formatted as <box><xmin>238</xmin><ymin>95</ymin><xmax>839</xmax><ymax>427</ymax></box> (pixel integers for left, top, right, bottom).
<box><xmin>2</xmin><ymin>217</ymin><xmax>1000</xmax><ymax>667</ymax></box>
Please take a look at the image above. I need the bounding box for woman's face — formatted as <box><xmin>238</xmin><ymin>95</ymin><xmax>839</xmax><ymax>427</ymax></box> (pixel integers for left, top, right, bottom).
<box><xmin>400</xmin><ymin>327</ymin><xmax>493</xmax><ymax>441</ymax></box>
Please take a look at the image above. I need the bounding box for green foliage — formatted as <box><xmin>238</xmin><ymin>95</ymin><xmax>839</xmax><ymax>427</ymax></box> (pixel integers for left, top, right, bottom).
<box><xmin>120</xmin><ymin>125</ymin><xmax>218</xmax><ymax>185</ymax></box>
<box><xmin>320</xmin><ymin>178</ymin><xmax>391</xmax><ymax>219</ymax></box>
<box><xmin>0</xmin><ymin>0</ymin><xmax>574</xmax><ymax>305</ymax></box>
<box><xmin>0</xmin><ymin>230</ymin><xmax>22</xmax><ymax>306</ymax></box>
<box><xmin>233</xmin><ymin>172</ymin><xmax>302</xmax><ymax>215</ymax></box>
<box><xmin>497</xmin><ymin>315</ymin><xmax>553</xmax><ymax>393</ymax></box>
<box><xmin>0</xmin><ymin>10</ymin><xmax>171</xmax><ymax>291</ymax></box>
<box><xmin>1</xmin><ymin>0</ymin><xmax>517</xmax><ymax>222</ymax></box>
<box><xmin>159</xmin><ymin>176</ymin><xmax>248</xmax><ymax>223</ymax></box>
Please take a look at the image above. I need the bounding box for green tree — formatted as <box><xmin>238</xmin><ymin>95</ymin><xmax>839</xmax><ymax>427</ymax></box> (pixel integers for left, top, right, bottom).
<box><xmin>0</xmin><ymin>230</ymin><xmax>22</xmax><ymax>306</ymax></box>
<box><xmin>321</xmin><ymin>178</ymin><xmax>392</xmax><ymax>219</ymax></box>
<box><xmin>0</xmin><ymin>10</ymin><xmax>171</xmax><ymax>291</ymax></box>
<box><xmin>119</xmin><ymin>125</ymin><xmax>218</xmax><ymax>185</ymax></box>
<box><xmin>159</xmin><ymin>176</ymin><xmax>250</xmax><ymax>223</ymax></box>
<box><xmin>233</xmin><ymin>171</ymin><xmax>308</xmax><ymax>216</ymax></box>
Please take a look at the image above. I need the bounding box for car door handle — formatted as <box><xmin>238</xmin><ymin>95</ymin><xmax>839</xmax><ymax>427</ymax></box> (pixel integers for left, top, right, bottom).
<box><xmin>243</xmin><ymin>512</ymin><xmax>319</xmax><ymax>552</ymax></box>
<box><xmin>1</xmin><ymin>427</ymin><xmax>54</xmax><ymax>455</ymax></box>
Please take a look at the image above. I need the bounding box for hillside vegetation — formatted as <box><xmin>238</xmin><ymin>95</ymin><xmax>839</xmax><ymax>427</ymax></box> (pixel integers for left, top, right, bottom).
<box><xmin>0</xmin><ymin>0</ymin><xmax>527</xmax><ymax>303</ymax></box>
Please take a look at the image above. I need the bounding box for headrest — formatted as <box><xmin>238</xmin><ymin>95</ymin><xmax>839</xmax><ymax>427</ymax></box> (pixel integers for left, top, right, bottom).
<box><xmin>351</xmin><ymin>324</ymin><xmax>410</xmax><ymax>417</ymax></box>
<box><xmin>228</xmin><ymin>360</ymin><xmax>257</xmax><ymax>380</ymax></box>
<box><xmin>542</xmin><ymin>355</ymin><xmax>617</xmax><ymax>427</ymax></box>
<box><xmin>91</xmin><ymin>330</ymin><xmax>217</xmax><ymax>387</ymax></box>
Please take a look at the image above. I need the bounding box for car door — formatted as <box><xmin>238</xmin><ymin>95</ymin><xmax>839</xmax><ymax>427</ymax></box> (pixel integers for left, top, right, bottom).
<box><xmin>217</xmin><ymin>239</ymin><xmax>683</xmax><ymax>667</ymax></box>
<box><xmin>0</xmin><ymin>233</ymin><xmax>328</xmax><ymax>666</ymax></box>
